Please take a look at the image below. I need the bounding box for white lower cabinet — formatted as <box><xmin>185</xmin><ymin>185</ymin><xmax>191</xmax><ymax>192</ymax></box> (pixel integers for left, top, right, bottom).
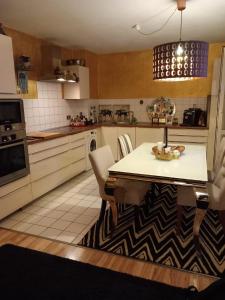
<box><xmin>31</xmin><ymin>159</ymin><xmax>85</xmax><ymax>199</ymax></box>
<box><xmin>29</xmin><ymin>134</ymin><xmax>86</xmax><ymax>200</ymax></box>
<box><xmin>168</xmin><ymin>129</ymin><xmax>208</xmax><ymax>144</ymax></box>
<box><xmin>101</xmin><ymin>127</ymin><xmax>118</xmax><ymax>160</ymax></box>
<box><xmin>101</xmin><ymin>126</ymin><xmax>136</xmax><ymax>161</ymax></box>
<box><xmin>135</xmin><ymin>128</ymin><xmax>164</xmax><ymax>147</ymax></box>
<box><xmin>0</xmin><ymin>176</ymin><xmax>32</xmax><ymax>220</ymax></box>
<box><xmin>0</xmin><ymin>133</ymin><xmax>87</xmax><ymax>220</ymax></box>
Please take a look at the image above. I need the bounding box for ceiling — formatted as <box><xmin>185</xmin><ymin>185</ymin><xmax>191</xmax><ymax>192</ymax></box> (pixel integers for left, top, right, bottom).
<box><xmin>0</xmin><ymin>0</ymin><xmax>225</xmax><ymax>54</ymax></box>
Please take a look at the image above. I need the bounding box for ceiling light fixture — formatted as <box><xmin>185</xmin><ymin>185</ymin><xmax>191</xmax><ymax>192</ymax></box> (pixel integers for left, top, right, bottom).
<box><xmin>153</xmin><ymin>0</ymin><xmax>208</xmax><ymax>81</ymax></box>
<box><xmin>133</xmin><ymin>0</ymin><xmax>209</xmax><ymax>81</ymax></box>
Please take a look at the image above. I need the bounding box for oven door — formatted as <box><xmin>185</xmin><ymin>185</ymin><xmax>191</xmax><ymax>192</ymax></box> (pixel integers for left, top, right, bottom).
<box><xmin>0</xmin><ymin>140</ymin><xmax>30</xmax><ymax>187</ymax></box>
<box><xmin>0</xmin><ymin>99</ymin><xmax>25</xmax><ymax>132</ymax></box>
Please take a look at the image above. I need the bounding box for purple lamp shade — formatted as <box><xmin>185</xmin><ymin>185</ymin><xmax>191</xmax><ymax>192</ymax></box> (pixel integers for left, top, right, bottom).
<box><xmin>153</xmin><ymin>41</ymin><xmax>208</xmax><ymax>81</ymax></box>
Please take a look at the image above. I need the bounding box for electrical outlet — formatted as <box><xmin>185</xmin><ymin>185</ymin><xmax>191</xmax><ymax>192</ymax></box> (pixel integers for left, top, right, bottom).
<box><xmin>66</xmin><ymin>115</ymin><xmax>71</xmax><ymax>120</ymax></box>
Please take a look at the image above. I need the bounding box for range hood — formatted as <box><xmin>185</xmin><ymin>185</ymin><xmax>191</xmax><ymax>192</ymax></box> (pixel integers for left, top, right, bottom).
<box><xmin>40</xmin><ymin>44</ymin><xmax>79</xmax><ymax>83</ymax></box>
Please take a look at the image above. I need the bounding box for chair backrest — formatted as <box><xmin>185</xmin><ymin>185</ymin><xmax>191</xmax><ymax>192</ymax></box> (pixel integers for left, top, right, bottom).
<box><xmin>211</xmin><ymin>156</ymin><xmax>225</xmax><ymax>210</ymax></box>
<box><xmin>118</xmin><ymin>134</ymin><xmax>133</xmax><ymax>158</ymax></box>
<box><xmin>214</xmin><ymin>136</ymin><xmax>225</xmax><ymax>175</ymax></box>
<box><xmin>89</xmin><ymin>145</ymin><xmax>114</xmax><ymax>198</ymax></box>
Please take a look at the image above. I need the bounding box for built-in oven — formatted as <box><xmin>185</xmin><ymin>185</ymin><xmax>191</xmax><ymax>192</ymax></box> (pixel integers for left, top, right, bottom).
<box><xmin>0</xmin><ymin>99</ymin><xmax>29</xmax><ymax>187</ymax></box>
<box><xmin>0</xmin><ymin>138</ymin><xmax>29</xmax><ymax>187</ymax></box>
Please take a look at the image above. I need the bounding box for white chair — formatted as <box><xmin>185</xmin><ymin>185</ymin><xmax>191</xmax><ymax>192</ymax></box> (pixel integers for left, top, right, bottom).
<box><xmin>118</xmin><ymin>134</ymin><xmax>133</xmax><ymax>158</ymax></box>
<box><xmin>177</xmin><ymin>155</ymin><xmax>225</xmax><ymax>246</ymax></box>
<box><xmin>210</xmin><ymin>136</ymin><xmax>225</xmax><ymax>181</ymax></box>
<box><xmin>89</xmin><ymin>145</ymin><xmax>150</xmax><ymax>231</ymax></box>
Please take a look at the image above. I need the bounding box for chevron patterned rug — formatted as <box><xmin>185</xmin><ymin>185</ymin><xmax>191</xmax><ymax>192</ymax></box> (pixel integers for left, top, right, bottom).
<box><xmin>80</xmin><ymin>184</ymin><xmax>225</xmax><ymax>278</ymax></box>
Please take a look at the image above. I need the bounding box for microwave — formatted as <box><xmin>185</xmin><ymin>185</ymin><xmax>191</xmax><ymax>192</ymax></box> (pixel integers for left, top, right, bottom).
<box><xmin>0</xmin><ymin>99</ymin><xmax>25</xmax><ymax>133</ymax></box>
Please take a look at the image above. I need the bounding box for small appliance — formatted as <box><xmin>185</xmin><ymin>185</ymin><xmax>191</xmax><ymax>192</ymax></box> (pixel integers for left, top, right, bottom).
<box><xmin>182</xmin><ymin>108</ymin><xmax>204</xmax><ymax>126</ymax></box>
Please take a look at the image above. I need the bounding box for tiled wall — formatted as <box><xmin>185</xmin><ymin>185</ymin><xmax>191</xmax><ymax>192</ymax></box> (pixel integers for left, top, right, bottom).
<box><xmin>95</xmin><ymin>97</ymin><xmax>207</xmax><ymax>123</ymax></box>
<box><xmin>23</xmin><ymin>82</ymin><xmax>207</xmax><ymax>132</ymax></box>
<box><xmin>23</xmin><ymin>82</ymin><xmax>90</xmax><ymax>133</ymax></box>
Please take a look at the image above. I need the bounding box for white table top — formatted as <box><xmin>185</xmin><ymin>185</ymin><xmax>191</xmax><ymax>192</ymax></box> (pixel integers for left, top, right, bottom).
<box><xmin>108</xmin><ymin>143</ymin><xmax>208</xmax><ymax>186</ymax></box>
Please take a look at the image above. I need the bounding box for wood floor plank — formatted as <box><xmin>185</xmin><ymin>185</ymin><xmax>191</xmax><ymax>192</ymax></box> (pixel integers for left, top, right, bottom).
<box><xmin>0</xmin><ymin>228</ymin><xmax>217</xmax><ymax>291</ymax></box>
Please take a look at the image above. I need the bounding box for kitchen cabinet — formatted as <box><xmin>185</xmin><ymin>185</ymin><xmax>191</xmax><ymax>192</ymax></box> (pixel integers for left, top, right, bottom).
<box><xmin>0</xmin><ymin>34</ymin><xmax>17</xmax><ymax>94</ymax></box>
<box><xmin>135</xmin><ymin>128</ymin><xmax>164</xmax><ymax>147</ymax></box>
<box><xmin>96</xmin><ymin>128</ymin><xmax>102</xmax><ymax>148</ymax></box>
<box><xmin>168</xmin><ymin>129</ymin><xmax>208</xmax><ymax>144</ymax></box>
<box><xmin>101</xmin><ymin>126</ymin><xmax>135</xmax><ymax>161</ymax></box>
<box><xmin>29</xmin><ymin>133</ymin><xmax>86</xmax><ymax>199</ymax></box>
<box><xmin>101</xmin><ymin>126</ymin><xmax>118</xmax><ymax>160</ymax></box>
<box><xmin>63</xmin><ymin>66</ymin><xmax>90</xmax><ymax>99</ymax></box>
<box><xmin>0</xmin><ymin>176</ymin><xmax>32</xmax><ymax>220</ymax></box>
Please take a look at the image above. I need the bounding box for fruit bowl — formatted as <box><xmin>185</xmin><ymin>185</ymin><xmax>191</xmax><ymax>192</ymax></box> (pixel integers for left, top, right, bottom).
<box><xmin>152</xmin><ymin>145</ymin><xmax>185</xmax><ymax>155</ymax></box>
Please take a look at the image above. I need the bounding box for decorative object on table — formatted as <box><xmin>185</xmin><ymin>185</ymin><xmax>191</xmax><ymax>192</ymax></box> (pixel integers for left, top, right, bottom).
<box><xmin>152</xmin><ymin>144</ymin><xmax>185</xmax><ymax>160</ymax></box>
<box><xmin>132</xmin><ymin>0</ymin><xmax>208</xmax><ymax>81</ymax></box>
<box><xmin>146</xmin><ymin>97</ymin><xmax>176</xmax><ymax>124</ymax></box>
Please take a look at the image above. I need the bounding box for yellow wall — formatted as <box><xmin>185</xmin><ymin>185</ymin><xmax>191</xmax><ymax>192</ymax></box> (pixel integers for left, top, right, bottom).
<box><xmin>5</xmin><ymin>25</ymin><xmax>225</xmax><ymax>99</ymax></box>
<box><xmin>97</xmin><ymin>43</ymin><xmax>225</xmax><ymax>99</ymax></box>
<box><xmin>5</xmin><ymin>27</ymin><xmax>98</xmax><ymax>99</ymax></box>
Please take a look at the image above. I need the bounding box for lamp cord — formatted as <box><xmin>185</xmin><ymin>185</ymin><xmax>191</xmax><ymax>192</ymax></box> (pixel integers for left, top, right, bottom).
<box><xmin>179</xmin><ymin>10</ymin><xmax>183</xmax><ymax>41</ymax></box>
<box><xmin>134</xmin><ymin>7</ymin><xmax>177</xmax><ymax>36</ymax></box>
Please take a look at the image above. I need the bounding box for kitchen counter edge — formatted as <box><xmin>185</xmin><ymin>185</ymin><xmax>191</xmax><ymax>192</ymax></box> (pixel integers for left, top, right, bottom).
<box><xmin>27</xmin><ymin>123</ymin><xmax>208</xmax><ymax>145</ymax></box>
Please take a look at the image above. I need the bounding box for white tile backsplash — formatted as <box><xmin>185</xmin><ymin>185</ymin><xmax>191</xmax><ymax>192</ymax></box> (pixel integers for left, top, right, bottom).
<box><xmin>23</xmin><ymin>82</ymin><xmax>207</xmax><ymax>132</ymax></box>
<box><xmin>23</xmin><ymin>82</ymin><xmax>90</xmax><ymax>132</ymax></box>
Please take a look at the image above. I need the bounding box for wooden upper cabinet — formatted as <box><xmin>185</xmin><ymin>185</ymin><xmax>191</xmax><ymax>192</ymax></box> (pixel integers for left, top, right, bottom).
<box><xmin>0</xmin><ymin>34</ymin><xmax>17</xmax><ymax>94</ymax></box>
<box><xmin>63</xmin><ymin>66</ymin><xmax>90</xmax><ymax>99</ymax></box>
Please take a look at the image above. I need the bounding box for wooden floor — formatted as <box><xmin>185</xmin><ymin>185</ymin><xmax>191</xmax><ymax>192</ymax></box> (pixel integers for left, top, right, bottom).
<box><xmin>0</xmin><ymin>228</ymin><xmax>217</xmax><ymax>291</ymax></box>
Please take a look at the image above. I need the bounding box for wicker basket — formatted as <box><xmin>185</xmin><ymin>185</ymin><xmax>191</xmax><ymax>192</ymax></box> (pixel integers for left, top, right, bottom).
<box><xmin>154</xmin><ymin>151</ymin><xmax>174</xmax><ymax>161</ymax></box>
<box><xmin>152</xmin><ymin>145</ymin><xmax>185</xmax><ymax>161</ymax></box>
<box><xmin>152</xmin><ymin>145</ymin><xmax>185</xmax><ymax>155</ymax></box>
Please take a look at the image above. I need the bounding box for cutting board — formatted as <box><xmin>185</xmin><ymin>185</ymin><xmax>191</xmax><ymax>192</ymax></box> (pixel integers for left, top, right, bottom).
<box><xmin>27</xmin><ymin>131</ymin><xmax>62</xmax><ymax>139</ymax></box>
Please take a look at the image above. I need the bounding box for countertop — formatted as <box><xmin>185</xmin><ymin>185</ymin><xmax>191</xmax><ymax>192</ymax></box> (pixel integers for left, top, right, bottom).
<box><xmin>26</xmin><ymin>123</ymin><xmax>208</xmax><ymax>145</ymax></box>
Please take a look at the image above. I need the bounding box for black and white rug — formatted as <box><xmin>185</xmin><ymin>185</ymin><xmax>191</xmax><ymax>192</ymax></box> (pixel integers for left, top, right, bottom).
<box><xmin>80</xmin><ymin>185</ymin><xmax>225</xmax><ymax>277</ymax></box>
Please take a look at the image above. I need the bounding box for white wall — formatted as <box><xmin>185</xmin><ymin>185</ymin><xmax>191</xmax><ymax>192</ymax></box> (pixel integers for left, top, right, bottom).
<box><xmin>95</xmin><ymin>97</ymin><xmax>207</xmax><ymax>123</ymax></box>
<box><xmin>23</xmin><ymin>82</ymin><xmax>207</xmax><ymax>132</ymax></box>
<box><xmin>23</xmin><ymin>82</ymin><xmax>90</xmax><ymax>133</ymax></box>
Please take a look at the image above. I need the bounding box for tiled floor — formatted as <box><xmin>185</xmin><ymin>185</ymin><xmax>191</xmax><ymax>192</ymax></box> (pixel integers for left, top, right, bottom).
<box><xmin>0</xmin><ymin>171</ymin><xmax>102</xmax><ymax>244</ymax></box>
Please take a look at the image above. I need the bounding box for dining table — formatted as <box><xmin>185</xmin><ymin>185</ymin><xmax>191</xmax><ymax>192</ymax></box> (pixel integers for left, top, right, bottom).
<box><xmin>107</xmin><ymin>142</ymin><xmax>208</xmax><ymax>246</ymax></box>
<box><xmin>108</xmin><ymin>143</ymin><xmax>208</xmax><ymax>187</ymax></box>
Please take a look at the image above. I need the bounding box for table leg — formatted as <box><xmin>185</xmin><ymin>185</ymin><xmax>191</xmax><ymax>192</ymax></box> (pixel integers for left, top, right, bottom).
<box><xmin>176</xmin><ymin>204</ymin><xmax>183</xmax><ymax>235</ymax></box>
<box><xmin>193</xmin><ymin>207</ymin><xmax>208</xmax><ymax>255</ymax></box>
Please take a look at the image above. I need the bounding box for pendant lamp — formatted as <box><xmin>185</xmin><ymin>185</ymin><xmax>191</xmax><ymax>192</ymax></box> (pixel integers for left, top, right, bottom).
<box><xmin>153</xmin><ymin>0</ymin><xmax>208</xmax><ymax>81</ymax></box>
